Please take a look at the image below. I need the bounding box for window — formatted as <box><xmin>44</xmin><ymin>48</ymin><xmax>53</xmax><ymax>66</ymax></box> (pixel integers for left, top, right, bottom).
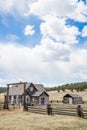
<box><xmin>41</xmin><ymin>98</ymin><xmax>45</xmax><ymax>105</ymax></box>
<box><xmin>9</xmin><ymin>96</ymin><xmax>11</xmax><ymax>102</ymax></box>
<box><xmin>26</xmin><ymin>96</ymin><xmax>30</xmax><ymax>104</ymax></box>
<box><xmin>30</xmin><ymin>86</ymin><xmax>33</xmax><ymax>91</ymax></box>
<box><xmin>18</xmin><ymin>96</ymin><xmax>22</xmax><ymax>103</ymax></box>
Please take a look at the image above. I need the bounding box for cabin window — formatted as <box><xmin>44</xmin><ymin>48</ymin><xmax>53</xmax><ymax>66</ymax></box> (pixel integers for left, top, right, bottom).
<box><xmin>41</xmin><ymin>98</ymin><xmax>45</xmax><ymax>105</ymax></box>
<box><xmin>30</xmin><ymin>86</ymin><xmax>33</xmax><ymax>91</ymax></box>
<box><xmin>26</xmin><ymin>96</ymin><xmax>30</xmax><ymax>104</ymax></box>
<box><xmin>13</xmin><ymin>95</ymin><xmax>16</xmax><ymax>103</ymax></box>
<box><xmin>9</xmin><ymin>96</ymin><xmax>11</xmax><ymax>101</ymax></box>
<box><xmin>18</xmin><ymin>96</ymin><xmax>22</xmax><ymax>102</ymax></box>
<box><xmin>14</xmin><ymin>95</ymin><xmax>16</xmax><ymax>100</ymax></box>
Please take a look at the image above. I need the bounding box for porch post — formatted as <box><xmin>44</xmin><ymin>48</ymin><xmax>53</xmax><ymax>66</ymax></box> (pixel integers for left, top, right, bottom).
<box><xmin>23</xmin><ymin>83</ymin><xmax>26</xmax><ymax>111</ymax></box>
<box><xmin>6</xmin><ymin>84</ymin><xmax>9</xmax><ymax>109</ymax></box>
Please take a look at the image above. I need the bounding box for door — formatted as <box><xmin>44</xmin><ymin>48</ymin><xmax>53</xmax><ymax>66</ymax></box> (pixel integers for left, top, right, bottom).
<box><xmin>69</xmin><ymin>98</ymin><xmax>72</xmax><ymax>104</ymax></box>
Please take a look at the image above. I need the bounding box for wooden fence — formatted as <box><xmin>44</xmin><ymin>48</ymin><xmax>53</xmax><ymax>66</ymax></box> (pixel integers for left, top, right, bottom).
<box><xmin>52</xmin><ymin>105</ymin><xmax>77</xmax><ymax>116</ymax></box>
<box><xmin>27</xmin><ymin>105</ymin><xmax>87</xmax><ymax>119</ymax></box>
<box><xmin>83</xmin><ymin>109</ymin><xmax>87</xmax><ymax>119</ymax></box>
<box><xmin>27</xmin><ymin>106</ymin><xmax>47</xmax><ymax>114</ymax></box>
<box><xmin>0</xmin><ymin>102</ymin><xmax>4</xmax><ymax>110</ymax></box>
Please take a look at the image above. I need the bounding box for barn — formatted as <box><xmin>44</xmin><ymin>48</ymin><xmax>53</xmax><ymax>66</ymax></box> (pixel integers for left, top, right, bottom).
<box><xmin>63</xmin><ymin>93</ymin><xmax>83</xmax><ymax>104</ymax></box>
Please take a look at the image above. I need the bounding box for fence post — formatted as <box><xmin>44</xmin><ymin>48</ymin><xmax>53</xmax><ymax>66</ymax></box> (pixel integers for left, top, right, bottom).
<box><xmin>77</xmin><ymin>105</ymin><xmax>84</xmax><ymax>118</ymax></box>
<box><xmin>47</xmin><ymin>104</ymin><xmax>52</xmax><ymax>115</ymax></box>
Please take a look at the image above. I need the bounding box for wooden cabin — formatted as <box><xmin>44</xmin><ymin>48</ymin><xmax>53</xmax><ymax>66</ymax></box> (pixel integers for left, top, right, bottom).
<box><xmin>63</xmin><ymin>93</ymin><xmax>83</xmax><ymax>104</ymax></box>
<box><xmin>5</xmin><ymin>82</ymin><xmax>49</xmax><ymax>106</ymax></box>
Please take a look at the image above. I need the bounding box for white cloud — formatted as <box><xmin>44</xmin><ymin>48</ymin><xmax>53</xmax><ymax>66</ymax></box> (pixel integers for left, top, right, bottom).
<box><xmin>24</xmin><ymin>25</ymin><xmax>35</xmax><ymax>36</ymax></box>
<box><xmin>29</xmin><ymin>0</ymin><xmax>87</xmax><ymax>22</ymax></box>
<box><xmin>81</xmin><ymin>26</ymin><xmax>87</xmax><ymax>37</ymax></box>
<box><xmin>0</xmin><ymin>41</ymin><xmax>87</xmax><ymax>86</ymax></box>
<box><xmin>0</xmin><ymin>0</ymin><xmax>30</xmax><ymax>17</ymax></box>
<box><xmin>35</xmin><ymin>37</ymin><xmax>71</xmax><ymax>61</ymax></box>
<box><xmin>40</xmin><ymin>15</ymin><xmax>80</xmax><ymax>44</ymax></box>
<box><xmin>0</xmin><ymin>0</ymin><xmax>87</xmax><ymax>22</ymax></box>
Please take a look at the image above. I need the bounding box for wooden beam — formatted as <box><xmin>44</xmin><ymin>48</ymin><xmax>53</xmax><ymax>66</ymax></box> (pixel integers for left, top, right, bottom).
<box><xmin>7</xmin><ymin>82</ymin><xmax>27</xmax><ymax>86</ymax></box>
<box><xmin>6</xmin><ymin>82</ymin><xmax>27</xmax><ymax>111</ymax></box>
<box><xmin>6</xmin><ymin>84</ymin><xmax>9</xmax><ymax>109</ymax></box>
<box><xmin>23</xmin><ymin>83</ymin><xmax>26</xmax><ymax>111</ymax></box>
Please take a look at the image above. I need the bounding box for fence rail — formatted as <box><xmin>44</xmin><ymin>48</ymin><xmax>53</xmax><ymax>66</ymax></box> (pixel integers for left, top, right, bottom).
<box><xmin>27</xmin><ymin>105</ymin><xmax>87</xmax><ymax>119</ymax></box>
<box><xmin>0</xmin><ymin>102</ymin><xmax>4</xmax><ymax>110</ymax></box>
<box><xmin>28</xmin><ymin>106</ymin><xmax>47</xmax><ymax>114</ymax></box>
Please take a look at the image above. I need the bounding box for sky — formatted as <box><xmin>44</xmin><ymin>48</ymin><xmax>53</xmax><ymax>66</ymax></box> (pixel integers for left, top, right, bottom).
<box><xmin>0</xmin><ymin>0</ymin><xmax>87</xmax><ymax>87</ymax></box>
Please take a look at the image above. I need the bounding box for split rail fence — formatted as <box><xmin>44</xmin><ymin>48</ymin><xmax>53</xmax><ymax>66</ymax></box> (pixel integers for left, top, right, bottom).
<box><xmin>0</xmin><ymin>102</ymin><xmax>4</xmax><ymax>110</ymax></box>
<box><xmin>27</xmin><ymin>105</ymin><xmax>87</xmax><ymax>119</ymax></box>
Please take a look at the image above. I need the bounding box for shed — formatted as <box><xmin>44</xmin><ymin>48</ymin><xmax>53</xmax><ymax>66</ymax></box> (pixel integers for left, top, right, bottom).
<box><xmin>63</xmin><ymin>93</ymin><xmax>83</xmax><ymax>104</ymax></box>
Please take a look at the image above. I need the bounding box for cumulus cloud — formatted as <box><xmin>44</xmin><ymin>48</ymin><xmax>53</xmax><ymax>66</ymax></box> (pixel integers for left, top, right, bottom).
<box><xmin>0</xmin><ymin>0</ymin><xmax>87</xmax><ymax>22</ymax></box>
<box><xmin>24</xmin><ymin>25</ymin><xmax>35</xmax><ymax>36</ymax></box>
<box><xmin>35</xmin><ymin>37</ymin><xmax>71</xmax><ymax>61</ymax></box>
<box><xmin>29</xmin><ymin>0</ymin><xmax>87</xmax><ymax>22</ymax></box>
<box><xmin>0</xmin><ymin>41</ymin><xmax>87</xmax><ymax>86</ymax></box>
<box><xmin>40</xmin><ymin>15</ymin><xmax>80</xmax><ymax>44</ymax></box>
<box><xmin>0</xmin><ymin>0</ymin><xmax>30</xmax><ymax>17</ymax></box>
<box><xmin>81</xmin><ymin>26</ymin><xmax>87</xmax><ymax>37</ymax></box>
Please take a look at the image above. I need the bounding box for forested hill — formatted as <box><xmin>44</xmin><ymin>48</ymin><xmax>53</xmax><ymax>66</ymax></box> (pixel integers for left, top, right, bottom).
<box><xmin>46</xmin><ymin>82</ymin><xmax>87</xmax><ymax>92</ymax></box>
<box><xmin>0</xmin><ymin>87</ymin><xmax>7</xmax><ymax>93</ymax></box>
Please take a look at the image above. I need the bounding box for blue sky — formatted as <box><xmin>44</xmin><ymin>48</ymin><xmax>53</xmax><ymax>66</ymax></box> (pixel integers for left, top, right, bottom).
<box><xmin>0</xmin><ymin>0</ymin><xmax>87</xmax><ymax>87</ymax></box>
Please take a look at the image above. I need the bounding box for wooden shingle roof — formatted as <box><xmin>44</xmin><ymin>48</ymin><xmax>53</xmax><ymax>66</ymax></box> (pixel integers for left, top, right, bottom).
<box><xmin>31</xmin><ymin>91</ymin><xmax>49</xmax><ymax>97</ymax></box>
<box><xmin>7</xmin><ymin>83</ymin><xmax>31</xmax><ymax>95</ymax></box>
<box><xmin>6</xmin><ymin>83</ymin><xmax>47</xmax><ymax>96</ymax></box>
<box><xmin>63</xmin><ymin>93</ymin><xmax>81</xmax><ymax>98</ymax></box>
<box><xmin>34</xmin><ymin>84</ymin><xmax>46</xmax><ymax>92</ymax></box>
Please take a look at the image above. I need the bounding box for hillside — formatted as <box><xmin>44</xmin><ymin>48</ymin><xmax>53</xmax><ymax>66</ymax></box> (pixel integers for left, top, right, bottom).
<box><xmin>0</xmin><ymin>87</ymin><xmax>7</xmax><ymax>93</ymax></box>
<box><xmin>48</xmin><ymin>90</ymin><xmax>87</xmax><ymax>102</ymax></box>
<box><xmin>46</xmin><ymin>82</ymin><xmax>87</xmax><ymax>92</ymax></box>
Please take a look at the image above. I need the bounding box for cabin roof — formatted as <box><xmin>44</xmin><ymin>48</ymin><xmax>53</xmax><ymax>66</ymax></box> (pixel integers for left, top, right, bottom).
<box><xmin>63</xmin><ymin>93</ymin><xmax>81</xmax><ymax>98</ymax></box>
<box><xmin>5</xmin><ymin>83</ymin><xmax>47</xmax><ymax>96</ymax></box>
<box><xmin>31</xmin><ymin>91</ymin><xmax>49</xmax><ymax>97</ymax></box>
<box><xmin>34</xmin><ymin>84</ymin><xmax>46</xmax><ymax>92</ymax></box>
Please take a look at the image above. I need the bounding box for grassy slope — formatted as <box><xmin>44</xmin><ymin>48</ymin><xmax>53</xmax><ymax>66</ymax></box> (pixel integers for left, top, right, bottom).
<box><xmin>0</xmin><ymin>109</ymin><xmax>87</xmax><ymax>130</ymax></box>
<box><xmin>48</xmin><ymin>90</ymin><xmax>87</xmax><ymax>101</ymax></box>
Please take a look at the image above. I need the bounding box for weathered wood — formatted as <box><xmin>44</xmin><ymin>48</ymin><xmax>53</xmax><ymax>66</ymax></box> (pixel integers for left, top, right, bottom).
<box><xmin>28</xmin><ymin>106</ymin><xmax>47</xmax><ymax>114</ymax></box>
<box><xmin>0</xmin><ymin>102</ymin><xmax>4</xmax><ymax>110</ymax></box>
<box><xmin>6</xmin><ymin>84</ymin><xmax>9</xmax><ymax>109</ymax></box>
<box><xmin>23</xmin><ymin>83</ymin><xmax>26</xmax><ymax>111</ymax></box>
<box><xmin>7</xmin><ymin>82</ymin><xmax>27</xmax><ymax>86</ymax></box>
<box><xmin>6</xmin><ymin>82</ymin><xmax>27</xmax><ymax>110</ymax></box>
<box><xmin>27</xmin><ymin>105</ymin><xmax>87</xmax><ymax>118</ymax></box>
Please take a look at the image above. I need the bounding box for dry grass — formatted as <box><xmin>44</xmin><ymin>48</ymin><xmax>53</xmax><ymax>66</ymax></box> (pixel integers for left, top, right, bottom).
<box><xmin>48</xmin><ymin>90</ymin><xmax>87</xmax><ymax>102</ymax></box>
<box><xmin>0</xmin><ymin>93</ymin><xmax>4</xmax><ymax>102</ymax></box>
<box><xmin>0</xmin><ymin>91</ymin><xmax>87</xmax><ymax>130</ymax></box>
<box><xmin>0</xmin><ymin>109</ymin><xmax>87</xmax><ymax>130</ymax></box>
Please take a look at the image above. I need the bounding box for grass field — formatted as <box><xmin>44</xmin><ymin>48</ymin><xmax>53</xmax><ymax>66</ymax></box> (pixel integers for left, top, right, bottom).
<box><xmin>48</xmin><ymin>90</ymin><xmax>87</xmax><ymax>101</ymax></box>
<box><xmin>0</xmin><ymin>91</ymin><xmax>87</xmax><ymax>130</ymax></box>
<box><xmin>0</xmin><ymin>108</ymin><xmax>87</xmax><ymax>130</ymax></box>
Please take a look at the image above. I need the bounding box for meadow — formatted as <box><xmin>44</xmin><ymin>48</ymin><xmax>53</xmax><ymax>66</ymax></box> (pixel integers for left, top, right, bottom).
<box><xmin>0</xmin><ymin>91</ymin><xmax>87</xmax><ymax>130</ymax></box>
<box><xmin>0</xmin><ymin>108</ymin><xmax>87</xmax><ymax>130</ymax></box>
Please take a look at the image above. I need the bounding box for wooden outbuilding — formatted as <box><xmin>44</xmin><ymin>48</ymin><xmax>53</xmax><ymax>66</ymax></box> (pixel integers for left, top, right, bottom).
<box><xmin>63</xmin><ymin>93</ymin><xmax>83</xmax><ymax>104</ymax></box>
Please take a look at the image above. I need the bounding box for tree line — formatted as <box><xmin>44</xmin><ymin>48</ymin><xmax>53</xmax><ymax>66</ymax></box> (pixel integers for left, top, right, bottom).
<box><xmin>0</xmin><ymin>87</ymin><xmax>7</xmax><ymax>93</ymax></box>
<box><xmin>46</xmin><ymin>82</ymin><xmax>87</xmax><ymax>92</ymax></box>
